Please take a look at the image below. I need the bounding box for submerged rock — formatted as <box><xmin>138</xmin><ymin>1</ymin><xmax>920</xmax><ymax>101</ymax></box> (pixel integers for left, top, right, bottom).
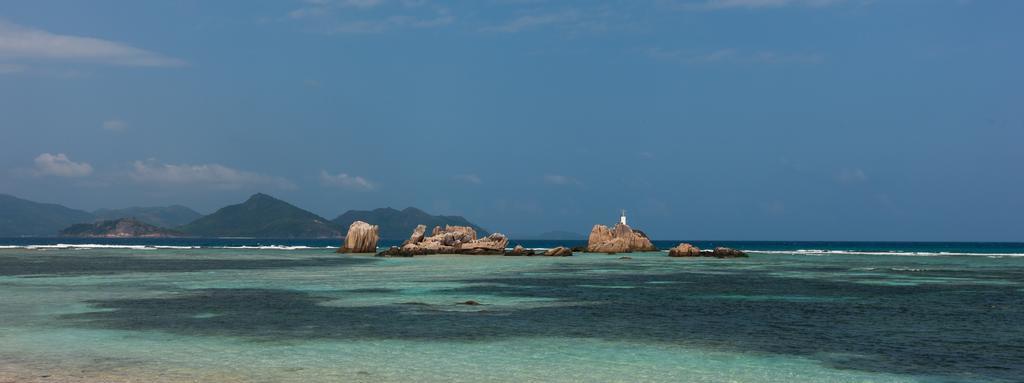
<box><xmin>375</xmin><ymin>246</ymin><xmax>416</xmax><ymax>257</ymax></box>
<box><xmin>712</xmin><ymin>247</ymin><xmax>748</xmax><ymax>258</ymax></box>
<box><xmin>668</xmin><ymin>243</ymin><xmax>701</xmax><ymax>257</ymax></box>
<box><xmin>337</xmin><ymin>221</ymin><xmax>380</xmax><ymax>253</ymax></box>
<box><xmin>586</xmin><ymin>223</ymin><xmax>656</xmax><ymax>253</ymax></box>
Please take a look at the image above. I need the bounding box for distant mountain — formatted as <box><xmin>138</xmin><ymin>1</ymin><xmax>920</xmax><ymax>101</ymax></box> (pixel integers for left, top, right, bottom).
<box><xmin>0</xmin><ymin>194</ymin><xmax>95</xmax><ymax>237</ymax></box>
<box><xmin>60</xmin><ymin>218</ymin><xmax>183</xmax><ymax>238</ymax></box>
<box><xmin>527</xmin><ymin>230</ymin><xmax>587</xmax><ymax>240</ymax></box>
<box><xmin>93</xmin><ymin>205</ymin><xmax>202</xmax><ymax>228</ymax></box>
<box><xmin>333</xmin><ymin>207</ymin><xmax>488</xmax><ymax>239</ymax></box>
<box><xmin>179</xmin><ymin>193</ymin><xmax>343</xmax><ymax>238</ymax></box>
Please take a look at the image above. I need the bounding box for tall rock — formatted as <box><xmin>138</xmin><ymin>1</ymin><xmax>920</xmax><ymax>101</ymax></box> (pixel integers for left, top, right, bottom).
<box><xmin>337</xmin><ymin>221</ymin><xmax>380</xmax><ymax>253</ymax></box>
<box><xmin>406</xmin><ymin>224</ymin><xmax>427</xmax><ymax>245</ymax></box>
<box><xmin>586</xmin><ymin>223</ymin><xmax>656</xmax><ymax>253</ymax></box>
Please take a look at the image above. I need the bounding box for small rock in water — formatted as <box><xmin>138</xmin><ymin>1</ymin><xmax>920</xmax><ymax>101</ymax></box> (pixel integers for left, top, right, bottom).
<box><xmin>712</xmin><ymin>247</ymin><xmax>748</xmax><ymax>258</ymax></box>
<box><xmin>460</xmin><ymin>300</ymin><xmax>481</xmax><ymax>305</ymax></box>
<box><xmin>619</xmin><ymin>256</ymin><xmax>632</xmax><ymax>260</ymax></box>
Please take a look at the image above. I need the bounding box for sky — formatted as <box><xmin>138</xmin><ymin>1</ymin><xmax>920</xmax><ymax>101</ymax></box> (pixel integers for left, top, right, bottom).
<box><xmin>1</xmin><ymin>0</ymin><xmax>1022</xmax><ymax>241</ymax></box>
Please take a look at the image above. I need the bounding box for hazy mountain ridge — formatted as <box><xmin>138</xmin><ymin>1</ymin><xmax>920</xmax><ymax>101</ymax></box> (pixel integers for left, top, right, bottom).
<box><xmin>0</xmin><ymin>194</ymin><xmax>96</xmax><ymax>237</ymax></box>
<box><xmin>178</xmin><ymin>193</ymin><xmax>343</xmax><ymax>238</ymax></box>
<box><xmin>1</xmin><ymin>193</ymin><xmax>488</xmax><ymax>239</ymax></box>
<box><xmin>333</xmin><ymin>207</ymin><xmax>488</xmax><ymax>239</ymax></box>
<box><xmin>93</xmin><ymin>205</ymin><xmax>202</xmax><ymax>228</ymax></box>
<box><xmin>524</xmin><ymin>230</ymin><xmax>587</xmax><ymax>240</ymax></box>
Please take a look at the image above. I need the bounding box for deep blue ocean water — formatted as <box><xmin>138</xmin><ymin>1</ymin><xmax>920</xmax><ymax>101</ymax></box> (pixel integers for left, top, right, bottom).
<box><xmin>1</xmin><ymin>238</ymin><xmax>1022</xmax><ymax>382</ymax></box>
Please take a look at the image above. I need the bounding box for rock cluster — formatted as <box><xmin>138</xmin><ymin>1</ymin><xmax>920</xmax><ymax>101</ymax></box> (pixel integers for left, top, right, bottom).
<box><xmin>666</xmin><ymin>243</ymin><xmax>748</xmax><ymax>258</ymax></box>
<box><xmin>712</xmin><ymin>247</ymin><xmax>748</xmax><ymax>258</ymax></box>
<box><xmin>337</xmin><ymin>221</ymin><xmax>380</xmax><ymax>253</ymax></box>
<box><xmin>376</xmin><ymin>225</ymin><xmax>509</xmax><ymax>257</ymax></box>
<box><xmin>668</xmin><ymin>243</ymin><xmax>701</xmax><ymax>257</ymax></box>
<box><xmin>586</xmin><ymin>223</ymin><xmax>657</xmax><ymax>253</ymax></box>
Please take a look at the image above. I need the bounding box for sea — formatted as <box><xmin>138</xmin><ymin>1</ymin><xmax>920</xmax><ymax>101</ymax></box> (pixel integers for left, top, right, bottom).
<box><xmin>1</xmin><ymin>238</ymin><xmax>1022</xmax><ymax>382</ymax></box>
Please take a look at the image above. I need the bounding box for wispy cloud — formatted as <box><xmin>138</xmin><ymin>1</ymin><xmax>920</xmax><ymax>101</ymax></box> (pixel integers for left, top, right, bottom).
<box><xmin>130</xmin><ymin>160</ymin><xmax>294</xmax><ymax>189</ymax></box>
<box><xmin>289</xmin><ymin>0</ymin><xmax>454</xmax><ymax>34</ymax></box>
<box><xmin>0</xmin><ymin>62</ymin><xmax>25</xmax><ymax>74</ymax></box>
<box><xmin>836</xmin><ymin>168</ymin><xmax>868</xmax><ymax>184</ymax></box>
<box><xmin>647</xmin><ymin>47</ymin><xmax>824</xmax><ymax>65</ymax></box>
<box><xmin>320</xmin><ymin>170</ymin><xmax>375</xmax><ymax>190</ymax></box>
<box><xmin>482</xmin><ymin>10</ymin><xmax>580</xmax><ymax>33</ymax></box>
<box><xmin>669</xmin><ymin>0</ymin><xmax>845</xmax><ymax>11</ymax></box>
<box><xmin>102</xmin><ymin>119</ymin><xmax>127</xmax><ymax>132</ymax></box>
<box><xmin>544</xmin><ymin>174</ymin><xmax>582</xmax><ymax>186</ymax></box>
<box><xmin>290</xmin><ymin>0</ymin><xmax>386</xmax><ymax>19</ymax></box>
<box><xmin>453</xmin><ymin>174</ymin><xmax>482</xmax><ymax>184</ymax></box>
<box><xmin>33</xmin><ymin>153</ymin><xmax>93</xmax><ymax>177</ymax></box>
<box><xmin>0</xmin><ymin>21</ymin><xmax>186</xmax><ymax>68</ymax></box>
<box><xmin>481</xmin><ymin>6</ymin><xmax>621</xmax><ymax>35</ymax></box>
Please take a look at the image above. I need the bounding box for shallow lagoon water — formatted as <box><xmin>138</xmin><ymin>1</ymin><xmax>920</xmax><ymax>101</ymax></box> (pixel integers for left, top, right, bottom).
<box><xmin>1</xmin><ymin>246</ymin><xmax>1023</xmax><ymax>382</ymax></box>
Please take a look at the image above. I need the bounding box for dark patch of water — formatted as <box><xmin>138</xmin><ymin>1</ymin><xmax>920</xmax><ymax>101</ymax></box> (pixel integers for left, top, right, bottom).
<box><xmin>60</xmin><ymin>262</ymin><xmax>1024</xmax><ymax>381</ymax></box>
<box><xmin>0</xmin><ymin>254</ymin><xmax>375</xmax><ymax>276</ymax></box>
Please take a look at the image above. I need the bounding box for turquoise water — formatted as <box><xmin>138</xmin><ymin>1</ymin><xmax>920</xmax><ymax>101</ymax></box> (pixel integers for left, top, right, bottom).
<box><xmin>1</xmin><ymin>244</ymin><xmax>1022</xmax><ymax>382</ymax></box>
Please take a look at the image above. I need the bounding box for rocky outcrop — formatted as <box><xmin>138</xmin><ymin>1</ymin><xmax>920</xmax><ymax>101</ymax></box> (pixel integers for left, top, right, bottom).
<box><xmin>376</xmin><ymin>225</ymin><xmax>508</xmax><ymax>256</ymax></box>
<box><xmin>462</xmin><ymin>233</ymin><xmax>510</xmax><ymax>255</ymax></box>
<box><xmin>712</xmin><ymin>247</ymin><xmax>748</xmax><ymax>258</ymax></box>
<box><xmin>668</xmin><ymin>243</ymin><xmax>701</xmax><ymax>257</ymax></box>
<box><xmin>543</xmin><ymin>246</ymin><xmax>573</xmax><ymax>257</ymax></box>
<box><xmin>586</xmin><ymin>223</ymin><xmax>656</xmax><ymax>253</ymax></box>
<box><xmin>337</xmin><ymin>221</ymin><xmax>380</xmax><ymax>253</ymax></box>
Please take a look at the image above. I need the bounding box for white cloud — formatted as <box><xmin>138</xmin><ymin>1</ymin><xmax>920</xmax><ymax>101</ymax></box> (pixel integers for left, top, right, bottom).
<box><xmin>0</xmin><ymin>21</ymin><xmax>185</xmax><ymax>67</ymax></box>
<box><xmin>33</xmin><ymin>153</ymin><xmax>93</xmax><ymax>177</ymax></box>
<box><xmin>102</xmin><ymin>119</ymin><xmax>127</xmax><ymax>132</ymax></box>
<box><xmin>130</xmin><ymin>160</ymin><xmax>294</xmax><ymax>189</ymax></box>
<box><xmin>453</xmin><ymin>174</ymin><xmax>482</xmax><ymax>184</ymax></box>
<box><xmin>320</xmin><ymin>170</ymin><xmax>375</xmax><ymax>190</ymax></box>
<box><xmin>544</xmin><ymin>174</ymin><xmax>581</xmax><ymax>186</ymax></box>
<box><xmin>674</xmin><ymin>0</ymin><xmax>845</xmax><ymax>10</ymax></box>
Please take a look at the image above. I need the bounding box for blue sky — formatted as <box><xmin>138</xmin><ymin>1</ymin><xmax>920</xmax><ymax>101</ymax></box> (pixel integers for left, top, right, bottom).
<box><xmin>1</xmin><ymin>0</ymin><xmax>1022</xmax><ymax>241</ymax></box>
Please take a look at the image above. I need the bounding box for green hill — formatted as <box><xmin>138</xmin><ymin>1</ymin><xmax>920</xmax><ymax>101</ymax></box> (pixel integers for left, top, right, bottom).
<box><xmin>332</xmin><ymin>207</ymin><xmax>488</xmax><ymax>239</ymax></box>
<box><xmin>0</xmin><ymin>194</ymin><xmax>95</xmax><ymax>237</ymax></box>
<box><xmin>60</xmin><ymin>218</ymin><xmax>184</xmax><ymax>238</ymax></box>
<box><xmin>93</xmin><ymin>205</ymin><xmax>201</xmax><ymax>228</ymax></box>
<box><xmin>179</xmin><ymin>193</ymin><xmax>342</xmax><ymax>238</ymax></box>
